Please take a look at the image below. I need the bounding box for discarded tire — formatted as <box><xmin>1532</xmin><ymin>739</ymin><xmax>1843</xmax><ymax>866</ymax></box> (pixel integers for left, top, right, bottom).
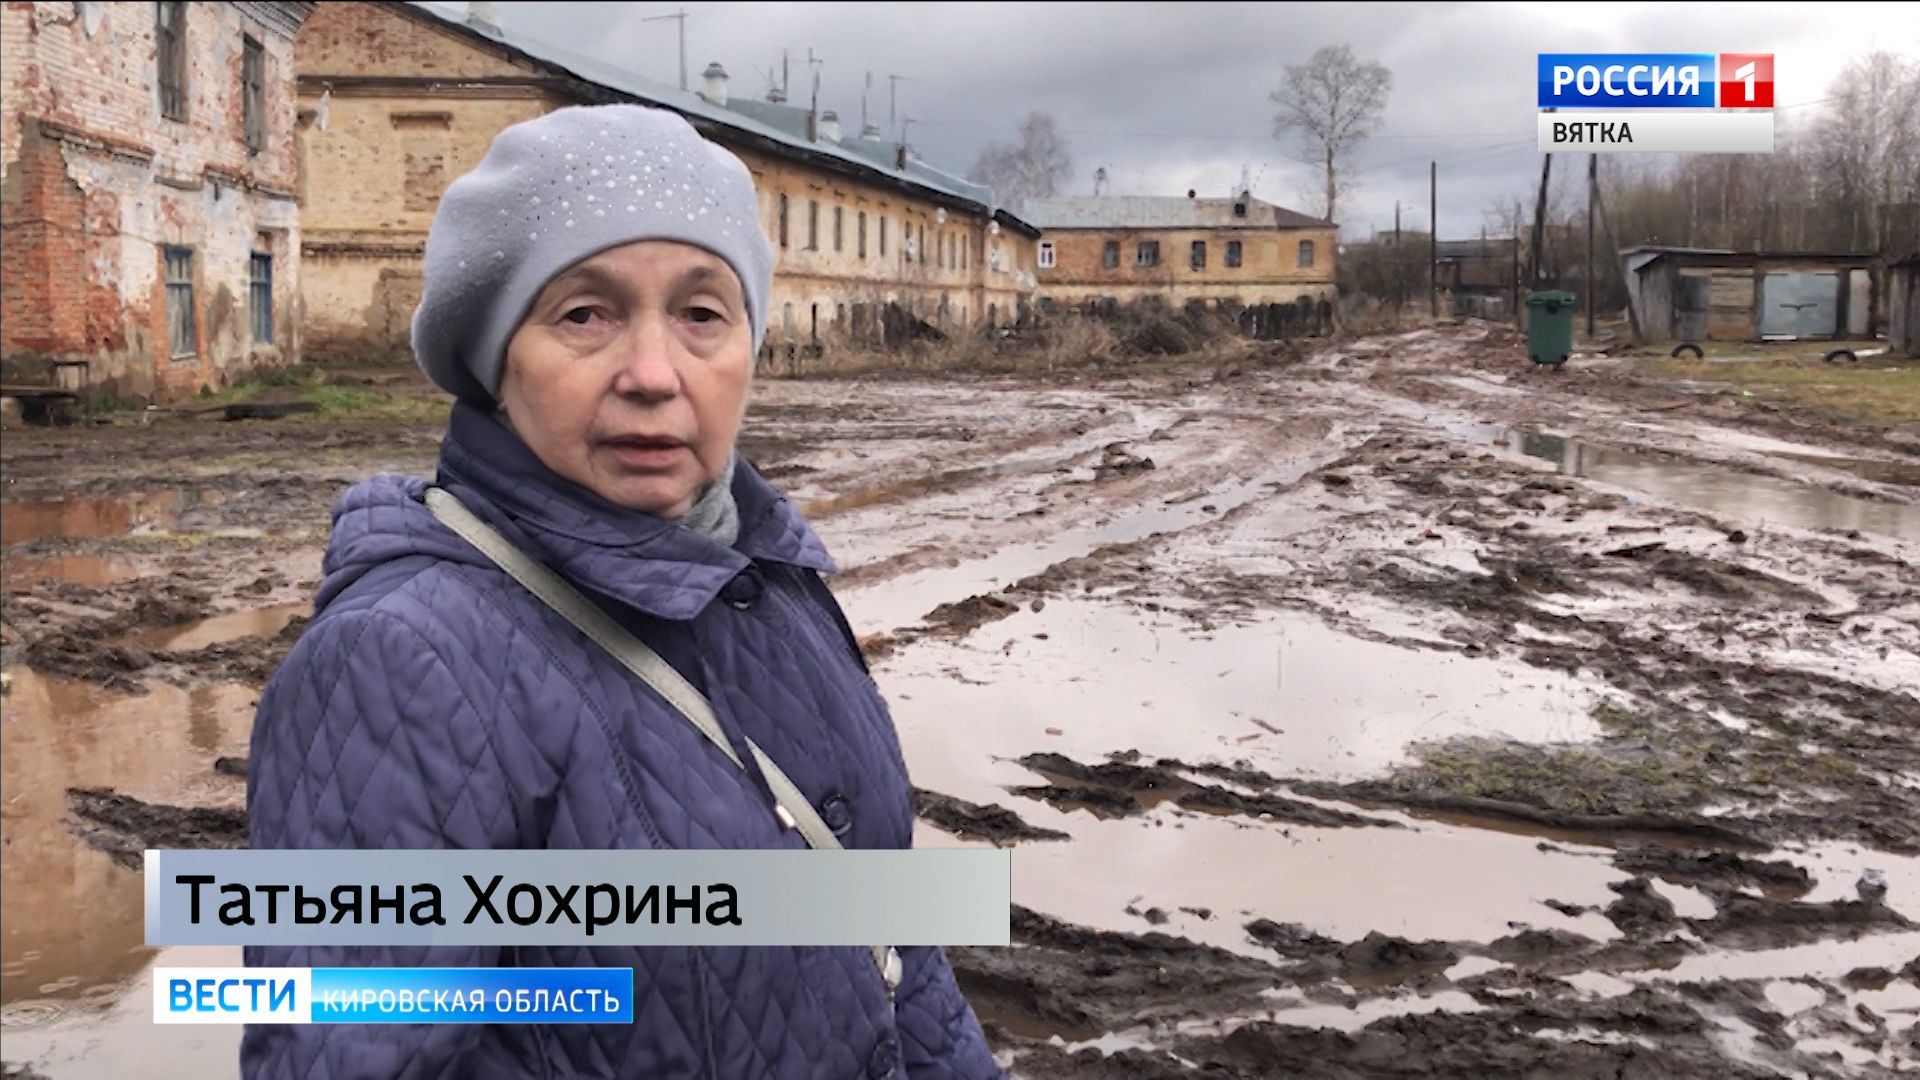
<box><xmin>1823</xmin><ymin>348</ymin><xmax>1857</xmax><ymax>364</ymax></box>
<box><xmin>1671</xmin><ymin>343</ymin><xmax>1704</xmax><ymax>359</ymax></box>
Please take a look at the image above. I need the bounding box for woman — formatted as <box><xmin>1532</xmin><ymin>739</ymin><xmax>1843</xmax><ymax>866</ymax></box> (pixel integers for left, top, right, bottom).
<box><xmin>244</xmin><ymin>104</ymin><xmax>1001</xmax><ymax>1080</ymax></box>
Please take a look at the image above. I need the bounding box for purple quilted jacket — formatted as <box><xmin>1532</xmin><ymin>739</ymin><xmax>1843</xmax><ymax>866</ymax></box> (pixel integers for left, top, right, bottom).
<box><xmin>243</xmin><ymin>402</ymin><xmax>1001</xmax><ymax>1080</ymax></box>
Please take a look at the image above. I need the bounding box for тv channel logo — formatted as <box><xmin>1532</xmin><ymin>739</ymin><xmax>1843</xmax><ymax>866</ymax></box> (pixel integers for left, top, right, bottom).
<box><xmin>1538</xmin><ymin>54</ymin><xmax>1775</xmax><ymax>109</ymax></box>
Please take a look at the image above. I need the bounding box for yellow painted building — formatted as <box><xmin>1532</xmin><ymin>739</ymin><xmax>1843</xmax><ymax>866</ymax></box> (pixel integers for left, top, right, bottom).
<box><xmin>1025</xmin><ymin>194</ymin><xmax>1336</xmax><ymax>311</ymax></box>
<box><xmin>292</xmin><ymin>1</ymin><xmax>1038</xmax><ymax>367</ymax></box>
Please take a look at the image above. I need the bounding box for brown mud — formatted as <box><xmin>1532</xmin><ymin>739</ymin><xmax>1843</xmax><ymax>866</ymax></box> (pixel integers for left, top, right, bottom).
<box><xmin>7</xmin><ymin>325</ymin><xmax>1919</xmax><ymax>1077</ymax></box>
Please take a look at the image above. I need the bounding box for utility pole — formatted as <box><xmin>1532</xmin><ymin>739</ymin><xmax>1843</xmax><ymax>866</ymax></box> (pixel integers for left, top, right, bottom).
<box><xmin>1530</xmin><ymin>108</ymin><xmax>1554</xmax><ymax>288</ymax></box>
<box><xmin>1586</xmin><ymin>153</ymin><xmax>1597</xmax><ymax>339</ymax></box>
<box><xmin>1591</xmin><ymin>178</ymin><xmax>1640</xmax><ymax>343</ymax></box>
<box><xmin>640</xmin><ymin>9</ymin><xmax>688</xmax><ymax>91</ymax></box>
<box><xmin>1429</xmin><ymin>160</ymin><xmax>1438</xmax><ymax>319</ymax></box>
<box><xmin>1511</xmin><ymin>201</ymin><xmax>1521</xmax><ymax>325</ymax></box>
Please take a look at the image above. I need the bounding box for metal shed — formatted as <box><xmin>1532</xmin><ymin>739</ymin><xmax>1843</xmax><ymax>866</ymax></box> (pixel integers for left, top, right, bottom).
<box><xmin>1622</xmin><ymin>247</ymin><xmax>1882</xmax><ymax>344</ymax></box>
<box><xmin>1889</xmin><ymin>254</ymin><xmax>1920</xmax><ymax>358</ymax></box>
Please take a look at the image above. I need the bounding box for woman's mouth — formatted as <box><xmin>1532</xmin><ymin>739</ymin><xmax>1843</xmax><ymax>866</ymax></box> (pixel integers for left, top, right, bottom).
<box><xmin>601</xmin><ymin>435</ymin><xmax>690</xmax><ymax>471</ymax></box>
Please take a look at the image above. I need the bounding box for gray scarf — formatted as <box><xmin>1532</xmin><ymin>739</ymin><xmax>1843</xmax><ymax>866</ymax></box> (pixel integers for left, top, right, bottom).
<box><xmin>678</xmin><ymin>453</ymin><xmax>740</xmax><ymax>548</ymax></box>
<box><xmin>493</xmin><ymin>409</ymin><xmax>740</xmax><ymax>547</ymax></box>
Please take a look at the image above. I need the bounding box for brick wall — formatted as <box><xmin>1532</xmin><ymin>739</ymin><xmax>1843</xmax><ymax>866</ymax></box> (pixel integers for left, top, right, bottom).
<box><xmin>293</xmin><ymin>1</ymin><xmax>1041</xmax><ymax>364</ymax></box>
<box><xmin>1</xmin><ymin>1</ymin><xmax>307</xmax><ymax>402</ymax></box>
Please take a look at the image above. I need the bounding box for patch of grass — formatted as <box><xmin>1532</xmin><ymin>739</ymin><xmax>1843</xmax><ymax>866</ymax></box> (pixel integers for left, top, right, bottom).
<box><xmin>197</xmin><ymin>364</ymin><xmax>447</xmax><ymax>425</ymax></box>
<box><xmin>1653</xmin><ymin>358</ymin><xmax>1920</xmax><ymax>425</ymax></box>
<box><xmin>1396</xmin><ymin>737</ymin><xmax>1711</xmax><ymax>818</ymax></box>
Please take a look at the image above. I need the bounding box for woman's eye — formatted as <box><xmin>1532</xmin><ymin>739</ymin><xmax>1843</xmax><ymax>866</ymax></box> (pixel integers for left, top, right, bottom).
<box><xmin>685</xmin><ymin>306</ymin><xmax>723</xmax><ymax>325</ymax></box>
<box><xmin>561</xmin><ymin>305</ymin><xmax>601</xmax><ymax>325</ymax></box>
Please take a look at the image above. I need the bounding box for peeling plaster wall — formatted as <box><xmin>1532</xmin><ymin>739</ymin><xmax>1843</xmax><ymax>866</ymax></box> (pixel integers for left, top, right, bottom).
<box><xmin>1</xmin><ymin>1</ymin><xmax>307</xmax><ymax>403</ymax></box>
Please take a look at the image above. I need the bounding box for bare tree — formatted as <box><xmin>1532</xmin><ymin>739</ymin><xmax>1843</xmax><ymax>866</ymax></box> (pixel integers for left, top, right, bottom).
<box><xmin>967</xmin><ymin>112</ymin><xmax>1073</xmax><ymax>212</ymax></box>
<box><xmin>1270</xmin><ymin>45</ymin><xmax>1392</xmax><ymax>227</ymax></box>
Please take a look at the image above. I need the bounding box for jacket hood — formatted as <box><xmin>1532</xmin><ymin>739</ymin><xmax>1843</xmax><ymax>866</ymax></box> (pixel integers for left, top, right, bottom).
<box><xmin>316</xmin><ymin>403</ymin><xmax>835</xmax><ymax>619</ymax></box>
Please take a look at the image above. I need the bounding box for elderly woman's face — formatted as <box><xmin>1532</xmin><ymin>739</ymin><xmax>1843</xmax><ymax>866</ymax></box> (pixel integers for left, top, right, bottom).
<box><xmin>500</xmin><ymin>240</ymin><xmax>752</xmax><ymax>518</ymax></box>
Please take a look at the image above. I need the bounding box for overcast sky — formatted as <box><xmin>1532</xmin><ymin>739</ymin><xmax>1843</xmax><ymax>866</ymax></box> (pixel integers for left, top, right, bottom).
<box><xmin>468</xmin><ymin>2</ymin><xmax>1918</xmax><ymax>240</ymax></box>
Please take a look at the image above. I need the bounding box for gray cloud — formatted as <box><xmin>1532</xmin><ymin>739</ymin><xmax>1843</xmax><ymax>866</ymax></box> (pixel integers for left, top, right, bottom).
<box><xmin>483</xmin><ymin>1</ymin><xmax>1916</xmax><ymax>240</ymax></box>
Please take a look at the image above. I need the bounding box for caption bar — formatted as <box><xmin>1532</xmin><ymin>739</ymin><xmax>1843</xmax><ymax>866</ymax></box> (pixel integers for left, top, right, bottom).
<box><xmin>154</xmin><ymin>967</ymin><xmax>635</xmax><ymax>1024</ymax></box>
<box><xmin>146</xmin><ymin>848</ymin><xmax>1011</xmax><ymax>947</ymax></box>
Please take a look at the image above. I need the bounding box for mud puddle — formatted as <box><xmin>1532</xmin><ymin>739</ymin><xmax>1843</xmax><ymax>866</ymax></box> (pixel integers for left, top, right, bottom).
<box><xmin>123</xmin><ymin>602</ymin><xmax>306</xmax><ymax>653</ymax></box>
<box><xmin>840</xmin><ymin>462</ymin><xmax>1331</xmax><ymax>633</ymax></box>
<box><xmin>882</xmin><ymin>598</ymin><xmax>1606</xmax><ymax>793</ymax></box>
<box><xmin>0</xmin><ymin>490</ymin><xmax>226</xmax><ymax>547</ymax></box>
<box><xmin>0</xmin><ymin>945</ymin><xmax>241</xmax><ymax>1080</ymax></box>
<box><xmin>1</xmin><ymin>554</ymin><xmax>145</xmax><ymax>593</ymax></box>
<box><xmin>1</xmin><ymin>668</ymin><xmax>253</xmax><ymax>1037</ymax></box>
<box><xmin>1493</xmin><ymin>428</ymin><xmax>1920</xmax><ymax>540</ymax></box>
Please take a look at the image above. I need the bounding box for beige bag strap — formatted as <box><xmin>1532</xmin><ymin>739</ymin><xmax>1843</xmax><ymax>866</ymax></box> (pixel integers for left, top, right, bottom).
<box><xmin>424</xmin><ymin>487</ymin><xmax>902</xmax><ymax>994</ymax></box>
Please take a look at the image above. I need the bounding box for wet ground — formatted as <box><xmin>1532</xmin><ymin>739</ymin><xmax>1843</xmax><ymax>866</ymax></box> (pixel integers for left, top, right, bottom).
<box><xmin>4</xmin><ymin>323</ymin><xmax>1918</xmax><ymax>1077</ymax></box>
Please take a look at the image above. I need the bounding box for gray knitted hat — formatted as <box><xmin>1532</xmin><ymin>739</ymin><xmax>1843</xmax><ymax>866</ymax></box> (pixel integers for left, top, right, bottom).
<box><xmin>412</xmin><ymin>104</ymin><xmax>774</xmax><ymax>404</ymax></box>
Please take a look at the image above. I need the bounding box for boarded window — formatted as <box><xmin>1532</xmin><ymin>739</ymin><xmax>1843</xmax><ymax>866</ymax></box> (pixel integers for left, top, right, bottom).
<box><xmin>1225</xmin><ymin>241</ymin><xmax>1243</xmax><ymax>268</ymax></box>
<box><xmin>156</xmin><ymin>2</ymin><xmax>187</xmax><ymax>121</ymax></box>
<box><xmin>242</xmin><ymin>36</ymin><xmax>265</xmax><ymax>152</ymax></box>
<box><xmin>1136</xmin><ymin>241</ymin><xmax>1160</xmax><ymax>268</ymax></box>
<box><xmin>879</xmin><ymin>216</ymin><xmax>887</xmax><ymax>256</ymax></box>
<box><xmin>808</xmin><ymin>200</ymin><xmax>819</xmax><ymax>250</ymax></box>
<box><xmin>1103</xmin><ymin>241</ymin><xmax>1120</xmax><ymax>269</ymax></box>
<box><xmin>778</xmin><ymin>195</ymin><xmax>789</xmax><ymax>248</ymax></box>
<box><xmin>858</xmin><ymin>211</ymin><xmax>867</xmax><ymax>258</ymax></box>
<box><xmin>1038</xmin><ymin>241</ymin><xmax>1056</xmax><ymax>269</ymax></box>
<box><xmin>164</xmin><ymin>246</ymin><xmax>196</xmax><ymax>359</ymax></box>
<box><xmin>918</xmin><ymin>224</ymin><xmax>925</xmax><ymax>263</ymax></box>
<box><xmin>834</xmin><ymin>205</ymin><xmax>843</xmax><ymax>253</ymax></box>
<box><xmin>393</xmin><ymin>113</ymin><xmax>451</xmax><ymax>212</ymax></box>
<box><xmin>249</xmin><ymin>251</ymin><xmax>272</xmax><ymax>343</ymax></box>
<box><xmin>1190</xmin><ymin>241</ymin><xmax>1207</xmax><ymax>270</ymax></box>
<box><xmin>961</xmin><ymin>239</ymin><xmax>968</xmax><ymax>270</ymax></box>
<box><xmin>1298</xmin><ymin>240</ymin><xmax>1316</xmax><ymax>268</ymax></box>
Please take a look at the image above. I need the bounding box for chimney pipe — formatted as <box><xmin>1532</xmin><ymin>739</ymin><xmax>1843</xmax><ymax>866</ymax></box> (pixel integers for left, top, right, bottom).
<box><xmin>700</xmin><ymin>63</ymin><xmax>729</xmax><ymax>107</ymax></box>
<box><xmin>467</xmin><ymin>1</ymin><xmax>501</xmax><ymax>32</ymax></box>
<box><xmin>819</xmin><ymin>110</ymin><xmax>841</xmax><ymax>143</ymax></box>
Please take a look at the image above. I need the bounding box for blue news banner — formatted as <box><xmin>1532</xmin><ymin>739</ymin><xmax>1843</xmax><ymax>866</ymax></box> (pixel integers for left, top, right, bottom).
<box><xmin>156</xmin><ymin>967</ymin><xmax>634</xmax><ymax>1024</ymax></box>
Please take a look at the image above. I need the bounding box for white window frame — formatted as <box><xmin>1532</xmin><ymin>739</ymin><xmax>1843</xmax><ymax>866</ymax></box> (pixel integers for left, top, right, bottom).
<box><xmin>1037</xmin><ymin>240</ymin><xmax>1056</xmax><ymax>269</ymax></box>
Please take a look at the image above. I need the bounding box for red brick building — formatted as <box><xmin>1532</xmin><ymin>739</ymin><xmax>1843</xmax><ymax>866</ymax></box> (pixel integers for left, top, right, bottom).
<box><xmin>2</xmin><ymin>1</ymin><xmax>312</xmax><ymax>403</ymax></box>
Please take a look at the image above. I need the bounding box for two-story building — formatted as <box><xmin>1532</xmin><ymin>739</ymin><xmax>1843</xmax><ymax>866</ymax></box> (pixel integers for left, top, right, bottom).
<box><xmin>2</xmin><ymin>1</ymin><xmax>312</xmax><ymax>401</ymax></box>
<box><xmin>292</xmin><ymin>1</ymin><xmax>1040</xmax><ymax>368</ymax></box>
<box><xmin>1024</xmin><ymin>192</ymin><xmax>1336</xmax><ymax>314</ymax></box>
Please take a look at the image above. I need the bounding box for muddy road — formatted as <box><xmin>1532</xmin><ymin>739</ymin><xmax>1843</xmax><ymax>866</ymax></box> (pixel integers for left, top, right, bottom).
<box><xmin>4</xmin><ymin>322</ymin><xmax>1918</xmax><ymax>1077</ymax></box>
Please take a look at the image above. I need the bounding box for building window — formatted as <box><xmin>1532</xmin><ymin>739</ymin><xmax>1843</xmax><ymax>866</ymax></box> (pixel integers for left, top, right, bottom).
<box><xmin>1298</xmin><ymin>239</ymin><xmax>1316</xmax><ymax>268</ymax></box>
<box><xmin>782</xmin><ymin>302</ymin><xmax>795</xmax><ymax>337</ymax></box>
<box><xmin>1037</xmin><ymin>241</ymin><xmax>1056</xmax><ymax>269</ymax></box>
<box><xmin>249</xmin><ymin>251</ymin><xmax>272</xmax><ymax>344</ymax></box>
<box><xmin>241</xmin><ymin>35</ymin><xmax>265</xmax><ymax>152</ymax></box>
<box><xmin>1103</xmin><ymin>241</ymin><xmax>1120</xmax><ymax>270</ymax></box>
<box><xmin>778</xmin><ymin>195</ymin><xmax>789</xmax><ymax>248</ymax></box>
<box><xmin>1190</xmin><ymin>241</ymin><xmax>1207</xmax><ymax>270</ymax></box>
<box><xmin>833</xmin><ymin>205</ymin><xmax>843</xmax><ymax>253</ymax></box>
<box><xmin>1226</xmin><ymin>241</ymin><xmax>1243</xmax><ymax>268</ymax></box>
<box><xmin>961</xmin><ymin>238</ymin><xmax>968</xmax><ymax>271</ymax></box>
<box><xmin>164</xmin><ymin>246</ymin><xmax>196</xmax><ymax>359</ymax></box>
<box><xmin>156</xmin><ymin>2</ymin><xmax>187</xmax><ymax>121</ymax></box>
<box><xmin>807</xmin><ymin>200</ymin><xmax>819</xmax><ymax>250</ymax></box>
<box><xmin>880</xmin><ymin>216</ymin><xmax>888</xmax><ymax>256</ymax></box>
<box><xmin>858</xmin><ymin>211</ymin><xmax>867</xmax><ymax>258</ymax></box>
<box><xmin>917</xmin><ymin>224</ymin><xmax>925</xmax><ymax>263</ymax></box>
<box><xmin>1136</xmin><ymin>240</ymin><xmax>1160</xmax><ymax>268</ymax></box>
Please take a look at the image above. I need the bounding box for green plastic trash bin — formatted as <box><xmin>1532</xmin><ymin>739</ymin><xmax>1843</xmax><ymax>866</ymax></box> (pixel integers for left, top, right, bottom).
<box><xmin>1525</xmin><ymin>290</ymin><xmax>1577</xmax><ymax>367</ymax></box>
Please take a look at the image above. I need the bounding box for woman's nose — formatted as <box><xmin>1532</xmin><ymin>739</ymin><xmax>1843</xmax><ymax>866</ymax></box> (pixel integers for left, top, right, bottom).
<box><xmin>610</xmin><ymin>318</ymin><xmax>682</xmax><ymax>399</ymax></box>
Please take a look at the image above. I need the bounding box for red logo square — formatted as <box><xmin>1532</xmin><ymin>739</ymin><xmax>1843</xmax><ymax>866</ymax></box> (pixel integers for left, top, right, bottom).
<box><xmin>1719</xmin><ymin>53</ymin><xmax>1775</xmax><ymax>108</ymax></box>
